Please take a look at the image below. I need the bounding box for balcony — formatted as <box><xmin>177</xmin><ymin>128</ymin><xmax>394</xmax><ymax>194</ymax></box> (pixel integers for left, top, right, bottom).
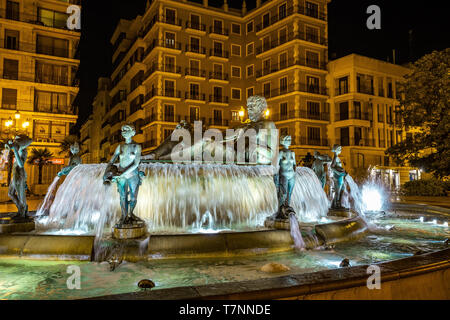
<box><xmin>144</xmin><ymin>39</ymin><xmax>182</xmax><ymax>59</ymax></box>
<box><xmin>185</xmin><ymin>44</ymin><xmax>206</xmax><ymax>55</ymax></box>
<box><xmin>0</xmin><ymin>9</ymin><xmax>79</xmax><ymax>32</ymax></box>
<box><xmin>379</xmin><ymin>140</ymin><xmax>386</xmax><ymax>148</ymax></box>
<box><xmin>142</xmin><ymin>139</ymin><xmax>157</xmax><ymax>149</ymax></box>
<box><xmin>34</xmin><ymin>104</ymin><xmax>73</xmax><ymax>115</ymax></box>
<box><xmin>255</xmin><ymin>5</ymin><xmax>326</xmax><ymax>33</ymax></box>
<box><xmin>336</xmin><ymin>138</ymin><xmax>376</xmax><ymax>147</ymax></box>
<box><xmin>270</xmin><ymin>110</ymin><xmax>329</xmax><ymax>122</ymax></box>
<box><xmin>377</xmin><ymin>114</ymin><xmax>384</xmax><ymax>122</ymax></box>
<box><xmin>357</xmin><ymin>85</ymin><xmax>374</xmax><ymax>95</ymax></box>
<box><xmin>256</xmin><ymin>32</ymin><xmax>327</xmax><ymax>55</ymax></box>
<box><xmin>185</xmin><ymin>68</ymin><xmax>206</xmax><ymax>78</ymax></box>
<box><xmin>258</xmin><ymin>83</ymin><xmax>328</xmax><ymax>99</ymax></box>
<box><xmin>209</xmin><ymin>95</ymin><xmax>229</xmax><ymax>104</ymax></box>
<box><xmin>299</xmin><ymin>110</ymin><xmax>330</xmax><ymax>121</ymax></box>
<box><xmin>297</xmin><ymin>137</ymin><xmax>329</xmax><ymax>147</ymax></box>
<box><xmin>185</xmin><ymin>92</ymin><xmax>206</xmax><ymax>101</ymax></box>
<box><xmin>207</xmin><ymin>118</ymin><xmax>229</xmax><ymax>127</ymax></box>
<box><xmin>185</xmin><ymin>21</ymin><xmax>206</xmax><ymax>32</ymax></box>
<box><xmin>209</xmin><ymin>26</ymin><xmax>229</xmax><ymax>37</ymax></box>
<box><xmin>144</xmin><ymin>63</ymin><xmax>182</xmax><ymax>79</ymax></box>
<box><xmin>209</xmin><ymin>49</ymin><xmax>229</xmax><ymax>59</ymax></box>
<box><xmin>335</xmin><ymin>111</ymin><xmax>371</xmax><ymax>121</ymax></box>
<box><xmin>256</xmin><ymin>58</ymin><xmax>326</xmax><ymax>78</ymax></box>
<box><xmin>209</xmin><ymin>72</ymin><xmax>229</xmax><ymax>81</ymax></box>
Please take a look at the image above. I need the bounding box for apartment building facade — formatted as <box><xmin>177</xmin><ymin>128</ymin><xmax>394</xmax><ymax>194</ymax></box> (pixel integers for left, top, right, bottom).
<box><xmin>87</xmin><ymin>0</ymin><xmax>330</xmax><ymax>161</ymax></box>
<box><xmin>327</xmin><ymin>54</ymin><xmax>416</xmax><ymax>188</ymax></box>
<box><xmin>0</xmin><ymin>0</ymin><xmax>80</xmax><ymax>190</ymax></box>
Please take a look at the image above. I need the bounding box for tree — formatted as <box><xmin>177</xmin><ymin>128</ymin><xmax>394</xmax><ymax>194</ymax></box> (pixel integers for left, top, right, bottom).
<box><xmin>386</xmin><ymin>48</ymin><xmax>450</xmax><ymax>178</ymax></box>
<box><xmin>0</xmin><ymin>139</ymin><xmax>14</xmax><ymax>186</ymax></box>
<box><xmin>300</xmin><ymin>152</ymin><xmax>314</xmax><ymax>168</ymax></box>
<box><xmin>28</xmin><ymin>148</ymin><xmax>53</xmax><ymax>185</ymax></box>
<box><xmin>59</xmin><ymin>135</ymin><xmax>80</xmax><ymax>155</ymax></box>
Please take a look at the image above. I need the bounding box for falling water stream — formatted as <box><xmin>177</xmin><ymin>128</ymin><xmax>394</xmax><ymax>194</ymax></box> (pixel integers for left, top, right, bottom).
<box><xmin>36</xmin><ymin>176</ymin><xmax>60</xmax><ymax>216</ymax></box>
<box><xmin>37</xmin><ymin>164</ymin><xmax>330</xmax><ymax>237</ymax></box>
<box><xmin>289</xmin><ymin>214</ymin><xmax>305</xmax><ymax>250</ymax></box>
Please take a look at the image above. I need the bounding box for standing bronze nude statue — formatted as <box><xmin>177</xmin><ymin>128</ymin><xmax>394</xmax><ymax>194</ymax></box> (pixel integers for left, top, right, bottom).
<box><xmin>103</xmin><ymin>124</ymin><xmax>144</xmax><ymax>227</ymax></box>
<box><xmin>330</xmin><ymin>144</ymin><xmax>347</xmax><ymax>209</ymax></box>
<box><xmin>274</xmin><ymin>135</ymin><xmax>296</xmax><ymax>219</ymax></box>
<box><xmin>5</xmin><ymin>135</ymin><xmax>32</xmax><ymax>220</ymax></box>
<box><xmin>311</xmin><ymin>151</ymin><xmax>331</xmax><ymax>189</ymax></box>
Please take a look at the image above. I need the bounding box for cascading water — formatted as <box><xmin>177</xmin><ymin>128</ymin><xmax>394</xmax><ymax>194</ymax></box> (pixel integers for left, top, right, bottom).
<box><xmin>289</xmin><ymin>214</ymin><xmax>305</xmax><ymax>250</ymax></box>
<box><xmin>36</xmin><ymin>176</ymin><xmax>60</xmax><ymax>216</ymax></box>
<box><xmin>343</xmin><ymin>175</ymin><xmax>365</xmax><ymax>216</ymax></box>
<box><xmin>37</xmin><ymin>163</ymin><xmax>329</xmax><ymax>237</ymax></box>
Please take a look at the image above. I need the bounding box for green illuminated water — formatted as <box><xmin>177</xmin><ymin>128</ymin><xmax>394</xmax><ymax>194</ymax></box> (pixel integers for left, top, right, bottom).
<box><xmin>0</xmin><ymin>214</ymin><xmax>448</xmax><ymax>300</ymax></box>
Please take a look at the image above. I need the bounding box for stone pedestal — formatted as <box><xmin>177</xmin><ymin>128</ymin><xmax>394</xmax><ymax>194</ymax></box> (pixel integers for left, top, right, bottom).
<box><xmin>112</xmin><ymin>222</ymin><xmax>146</xmax><ymax>239</ymax></box>
<box><xmin>0</xmin><ymin>216</ymin><xmax>35</xmax><ymax>234</ymax></box>
<box><xmin>328</xmin><ymin>208</ymin><xmax>353</xmax><ymax>218</ymax></box>
<box><xmin>264</xmin><ymin>216</ymin><xmax>290</xmax><ymax>230</ymax></box>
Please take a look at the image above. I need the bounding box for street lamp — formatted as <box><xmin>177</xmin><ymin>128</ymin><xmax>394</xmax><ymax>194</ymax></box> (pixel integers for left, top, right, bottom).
<box><xmin>5</xmin><ymin>117</ymin><xmax>13</xmax><ymax>127</ymax></box>
<box><xmin>14</xmin><ymin>111</ymin><xmax>21</xmax><ymax>120</ymax></box>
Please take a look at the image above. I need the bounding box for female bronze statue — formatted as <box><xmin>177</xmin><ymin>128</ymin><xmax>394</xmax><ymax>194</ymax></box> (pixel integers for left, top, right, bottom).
<box><xmin>330</xmin><ymin>144</ymin><xmax>347</xmax><ymax>209</ymax></box>
<box><xmin>103</xmin><ymin>124</ymin><xmax>144</xmax><ymax>226</ymax></box>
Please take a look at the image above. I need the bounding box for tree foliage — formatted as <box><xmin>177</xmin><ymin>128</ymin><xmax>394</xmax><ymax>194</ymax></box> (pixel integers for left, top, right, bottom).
<box><xmin>59</xmin><ymin>135</ymin><xmax>80</xmax><ymax>155</ymax></box>
<box><xmin>386</xmin><ymin>48</ymin><xmax>450</xmax><ymax>178</ymax></box>
<box><xmin>28</xmin><ymin>148</ymin><xmax>54</xmax><ymax>185</ymax></box>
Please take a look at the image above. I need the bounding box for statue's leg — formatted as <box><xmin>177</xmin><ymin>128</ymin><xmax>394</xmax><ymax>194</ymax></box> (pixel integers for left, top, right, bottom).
<box><xmin>116</xmin><ymin>179</ymin><xmax>128</xmax><ymax>224</ymax></box>
<box><xmin>8</xmin><ymin>182</ymin><xmax>22</xmax><ymax>217</ymax></box>
<box><xmin>287</xmin><ymin>177</ymin><xmax>295</xmax><ymax>206</ymax></box>
<box><xmin>17</xmin><ymin>178</ymin><xmax>28</xmax><ymax>217</ymax></box>
<box><xmin>279</xmin><ymin>177</ymin><xmax>288</xmax><ymax>207</ymax></box>
<box><xmin>128</xmin><ymin>175</ymin><xmax>142</xmax><ymax>222</ymax></box>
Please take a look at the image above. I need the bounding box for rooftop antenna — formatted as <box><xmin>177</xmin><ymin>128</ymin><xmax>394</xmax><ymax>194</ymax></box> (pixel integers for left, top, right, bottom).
<box><xmin>392</xmin><ymin>49</ymin><xmax>396</xmax><ymax>64</ymax></box>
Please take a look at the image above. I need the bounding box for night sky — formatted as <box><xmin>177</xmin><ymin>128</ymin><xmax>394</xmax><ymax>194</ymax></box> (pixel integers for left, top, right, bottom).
<box><xmin>74</xmin><ymin>0</ymin><xmax>449</xmax><ymax>130</ymax></box>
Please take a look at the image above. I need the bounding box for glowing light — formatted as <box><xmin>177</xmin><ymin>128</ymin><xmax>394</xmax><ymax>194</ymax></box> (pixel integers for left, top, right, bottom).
<box><xmin>419</xmin><ymin>217</ymin><xmax>424</xmax><ymax>222</ymax></box>
<box><xmin>22</xmin><ymin>121</ymin><xmax>30</xmax><ymax>128</ymax></box>
<box><xmin>265</xmin><ymin>109</ymin><xmax>270</xmax><ymax>117</ymax></box>
<box><xmin>238</xmin><ymin>107</ymin><xmax>245</xmax><ymax>118</ymax></box>
<box><xmin>14</xmin><ymin>111</ymin><xmax>20</xmax><ymax>119</ymax></box>
<box><xmin>5</xmin><ymin>118</ymin><xmax>13</xmax><ymax>127</ymax></box>
<box><xmin>362</xmin><ymin>185</ymin><xmax>383</xmax><ymax>212</ymax></box>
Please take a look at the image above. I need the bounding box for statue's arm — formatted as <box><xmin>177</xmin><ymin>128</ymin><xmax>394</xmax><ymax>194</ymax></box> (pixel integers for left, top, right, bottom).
<box><xmin>12</xmin><ymin>147</ymin><xmax>24</xmax><ymax>168</ymax></box>
<box><xmin>292</xmin><ymin>152</ymin><xmax>296</xmax><ymax>171</ymax></box>
<box><xmin>108</xmin><ymin>146</ymin><xmax>120</xmax><ymax>166</ymax></box>
<box><xmin>120</xmin><ymin>145</ymin><xmax>141</xmax><ymax>178</ymax></box>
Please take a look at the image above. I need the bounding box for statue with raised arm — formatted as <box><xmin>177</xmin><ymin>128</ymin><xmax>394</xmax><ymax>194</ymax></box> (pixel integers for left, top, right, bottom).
<box><xmin>144</xmin><ymin>96</ymin><xmax>277</xmax><ymax>165</ymax></box>
<box><xmin>330</xmin><ymin>144</ymin><xmax>347</xmax><ymax>209</ymax></box>
<box><xmin>312</xmin><ymin>151</ymin><xmax>332</xmax><ymax>189</ymax></box>
<box><xmin>5</xmin><ymin>135</ymin><xmax>33</xmax><ymax>220</ymax></box>
<box><xmin>57</xmin><ymin>142</ymin><xmax>81</xmax><ymax>177</ymax></box>
<box><xmin>274</xmin><ymin>135</ymin><xmax>296</xmax><ymax>219</ymax></box>
<box><xmin>103</xmin><ymin>124</ymin><xmax>145</xmax><ymax>227</ymax></box>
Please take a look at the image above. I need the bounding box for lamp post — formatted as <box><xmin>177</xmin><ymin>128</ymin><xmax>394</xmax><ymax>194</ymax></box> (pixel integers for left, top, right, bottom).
<box><xmin>4</xmin><ymin>111</ymin><xmax>30</xmax><ymax>137</ymax></box>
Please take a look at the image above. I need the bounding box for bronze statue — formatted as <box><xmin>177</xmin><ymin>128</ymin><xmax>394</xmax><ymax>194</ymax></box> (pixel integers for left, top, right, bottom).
<box><xmin>274</xmin><ymin>135</ymin><xmax>296</xmax><ymax>219</ymax></box>
<box><xmin>311</xmin><ymin>151</ymin><xmax>331</xmax><ymax>189</ymax></box>
<box><xmin>5</xmin><ymin>135</ymin><xmax>32</xmax><ymax>220</ymax></box>
<box><xmin>103</xmin><ymin>124</ymin><xmax>144</xmax><ymax>226</ymax></box>
<box><xmin>145</xmin><ymin>96</ymin><xmax>277</xmax><ymax>165</ymax></box>
<box><xmin>57</xmin><ymin>142</ymin><xmax>82</xmax><ymax>177</ymax></box>
<box><xmin>330</xmin><ymin>144</ymin><xmax>347</xmax><ymax>209</ymax></box>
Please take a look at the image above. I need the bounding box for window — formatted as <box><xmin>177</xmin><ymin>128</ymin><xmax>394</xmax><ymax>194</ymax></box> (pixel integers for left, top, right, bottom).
<box><xmin>305</xmin><ymin>1</ymin><xmax>319</xmax><ymax>18</ymax></box>
<box><xmin>305</xmin><ymin>26</ymin><xmax>319</xmax><ymax>43</ymax></box>
<box><xmin>280</xmin><ymin>77</ymin><xmax>288</xmax><ymax>94</ymax></box>
<box><xmin>190</xmin><ymin>14</ymin><xmax>200</xmax><ymax>30</ymax></box>
<box><xmin>165</xmin><ymin>8</ymin><xmax>176</xmax><ymax>25</ymax></box>
<box><xmin>36</xmin><ymin>61</ymin><xmax>68</xmax><ymax>85</ymax></box>
<box><xmin>6</xmin><ymin>1</ymin><xmax>19</xmax><ymax>20</ymax></box>
<box><xmin>213</xmin><ymin>63</ymin><xmax>223</xmax><ymax>77</ymax></box>
<box><xmin>189</xmin><ymin>83</ymin><xmax>200</xmax><ymax>100</ymax></box>
<box><xmin>164</xmin><ymin>129</ymin><xmax>172</xmax><ymax>139</ymax></box>
<box><xmin>306</xmin><ymin>76</ymin><xmax>319</xmax><ymax>93</ymax></box>
<box><xmin>3</xmin><ymin>59</ymin><xmax>18</xmax><ymax>80</ymax></box>
<box><xmin>164</xmin><ymin>80</ymin><xmax>175</xmax><ymax>97</ymax></box>
<box><xmin>339</xmin><ymin>102</ymin><xmax>349</xmax><ymax>120</ymax></box>
<box><xmin>280</xmin><ymin>127</ymin><xmax>288</xmax><ymax>137</ymax></box>
<box><xmin>340</xmin><ymin>127</ymin><xmax>349</xmax><ymax>146</ymax></box>
<box><xmin>231</xmin><ymin>23</ymin><xmax>241</xmax><ymax>35</ymax></box>
<box><xmin>357</xmin><ymin>73</ymin><xmax>374</xmax><ymax>95</ymax></box>
<box><xmin>279</xmin><ymin>52</ymin><xmax>287</xmax><ymax>69</ymax></box>
<box><xmin>280</xmin><ymin>102</ymin><xmax>288</xmax><ymax>119</ymax></box>
<box><xmin>387</xmin><ymin>78</ymin><xmax>393</xmax><ymax>98</ymax></box>
<box><xmin>213</xmin><ymin>110</ymin><xmax>222</xmax><ymax>124</ymax></box>
<box><xmin>337</xmin><ymin>76</ymin><xmax>349</xmax><ymax>95</ymax></box>
<box><xmin>190</xmin><ymin>107</ymin><xmax>199</xmax><ymax>122</ymax></box>
<box><xmin>36</xmin><ymin>35</ymin><xmax>69</xmax><ymax>58</ymax></box>
<box><xmin>34</xmin><ymin>91</ymin><xmax>67</xmax><ymax>113</ymax></box>
<box><xmin>231</xmin><ymin>44</ymin><xmax>241</xmax><ymax>56</ymax></box>
<box><xmin>189</xmin><ymin>59</ymin><xmax>200</xmax><ymax>76</ymax></box>
<box><xmin>306</xmin><ymin>51</ymin><xmax>319</xmax><ymax>68</ymax></box>
<box><xmin>38</xmin><ymin>8</ymin><xmax>67</xmax><ymax>29</ymax></box>
<box><xmin>189</xmin><ymin>37</ymin><xmax>200</xmax><ymax>53</ymax></box>
<box><xmin>5</xmin><ymin>29</ymin><xmax>19</xmax><ymax>50</ymax></box>
<box><xmin>279</xmin><ymin>28</ymin><xmax>287</xmax><ymax>44</ymax></box>
<box><xmin>308</xmin><ymin>127</ymin><xmax>321</xmax><ymax>145</ymax></box>
<box><xmin>231</xmin><ymin>66</ymin><xmax>241</xmax><ymax>78</ymax></box>
<box><xmin>247</xmin><ymin>87</ymin><xmax>254</xmax><ymax>98</ymax></box>
<box><xmin>263</xmin><ymin>36</ymin><xmax>270</xmax><ymax>51</ymax></box>
<box><xmin>246</xmin><ymin>21</ymin><xmax>253</xmax><ymax>33</ymax></box>
<box><xmin>263</xmin><ymin>82</ymin><xmax>271</xmax><ymax>98</ymax></box>
<box><xmin>247</xmin><ymin>65</ymin><xmax>254</xmax><ymax>77</ymax></box>
<box><xmin>279</xmin><ymin>3</ymin><xmax>287</xmax><ymax>19</ymax></box>
<box><xmin>164</xmin><ymin>56</ymin><xmax>175</xmax><ymax>72</ymax></box>
<box><xmin>231</xmin><ymin>88</ymin><xmax>241</xmax><ymax>100</ymax></box>
<box><xmin>307</xmin><ymin>101</ymin><xmax>320</xmax><ymax>119</ymax></box>
<box><xmin>213</xmin><ymin>41</ymin><xmax>223</xmax><ymax>56</ymax></box>
<box><xmin>164</xmin><ymin>104</ymin><xmax>174</xmax><ymax>122</ymax></box>
<box><xmin>246</xmin><ymin>43</ymin><xmax>254</xmax><ymax>56</ymax></box>
<box><xmin>213</xmin><ymin>87</ymin><xmax>223</xmax><ymax>102</ymax></box>
<box><xmin>378</xmin><ymin>77</ymin><xmax>384</xmax><ymax>96</ymax></box>
<box><xmin>165</xmin><ymin>32</ymin><xmax>176</xmax><ymax>48</ymax></box>
<box><xmin>1</xmin><ymin>88</ymin><xmax>17</xmax><ymax>109</ymax></box>
<box><xmin>231</xmin><ymin>111</ymin><xmax>240</xmax><ymax>121</ymax></box>
<box><xmin>213</xmin><ymin>19</ymin><xmax>223</xmax><ymax>34</ymax></box>
<box><xmin>262</xmin><ymin>13</ymin><xmax>270</xmax><ymax>28</ymax></box>
<box><xmin>354</xmin><ymin>101</ymin><xmax>362</xmax><ymax>119</ymax></box>
<box><xmin>263</xmin><ymin>58</ymin><xmax>271</xmax><ymax>75</ymax></box>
